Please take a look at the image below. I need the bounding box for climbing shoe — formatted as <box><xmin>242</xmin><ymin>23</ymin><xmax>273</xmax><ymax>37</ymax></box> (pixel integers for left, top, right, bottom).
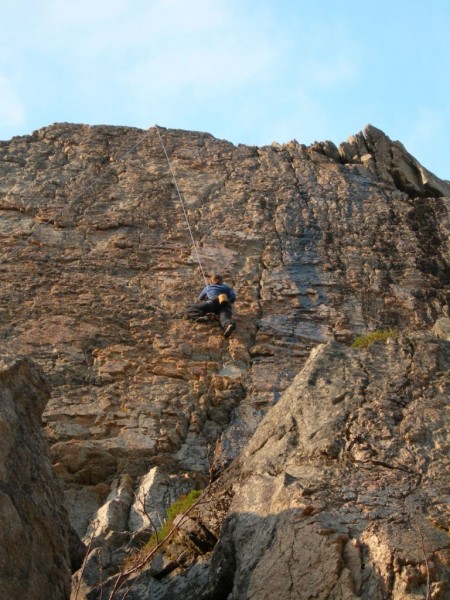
<box><xmin>195</xmin><ymin>316</ymin><xmax>210</xmax><ymax>323</ymax></box>
<box><xmin>224</xmin><ymin>322</ymin><xmax>236</xmax><ymax>338</ymax></box>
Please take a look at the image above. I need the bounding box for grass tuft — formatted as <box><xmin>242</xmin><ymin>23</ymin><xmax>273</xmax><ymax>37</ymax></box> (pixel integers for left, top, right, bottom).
<box><xmin>124</xmin><ymin>489</ymin><xmax>203</xmax><ymax>570</ymax></box>
<box><xmin>351</xmin><ymin>329</ymin><xmax>397</xmax><ymax>349</ymax></box>
<box><xmin>145</xmin><ymin>489</ymin><xmax>202</xmax><ymax>551</ymax></box>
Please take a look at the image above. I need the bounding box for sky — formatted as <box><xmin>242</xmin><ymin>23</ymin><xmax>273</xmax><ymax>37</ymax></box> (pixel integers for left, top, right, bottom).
<box><xmin>1</xmin><ymin>0</ymin><xmax>449</xmax><ymax>179</ymax></box>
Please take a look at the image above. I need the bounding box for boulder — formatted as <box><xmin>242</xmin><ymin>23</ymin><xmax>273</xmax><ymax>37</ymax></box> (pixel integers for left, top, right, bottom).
<box><xmin>339</xmin><ymin>123</ymin><xmax>450</xmax><ymax>198</ymax></box>
<box><xmin>0</xmin><ymin>356</ymin><xmax>76</xmax><ymax>600</ymax></box>
<box><xmin>433</xmin><ymin>317</ymin><xmax>450</xmax><ymax>341</ymax></box>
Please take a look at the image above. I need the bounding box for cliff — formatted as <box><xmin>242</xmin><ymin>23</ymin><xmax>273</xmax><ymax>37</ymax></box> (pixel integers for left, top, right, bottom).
<box><xmin>199</xmin><ymin>327</ymin><xmax>450</xmax><ymax>600</ymax></box>
<box><xmin>94</xmin><ymin>326</ymin><xmax>449</xmax><ymax>600</ymax></box>
<box><xmin>0</xmin><ymin>122</ymin><xmax>449</xmax><ymax>599</ymax></box>
<box><xmin>0</xmin><ymin>357</ymin><xmax>75</xmax><ymax>599</ymax></box>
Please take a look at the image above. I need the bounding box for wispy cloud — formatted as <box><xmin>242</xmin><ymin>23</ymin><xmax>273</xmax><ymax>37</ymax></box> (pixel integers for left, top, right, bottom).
<box><xmin>306</xmin><ymin>53</ymin><xmax>360</xmax><ymax>88</ymax></box>
<box><xmin>38</xmin><ymin>0</ymin><xmax>231</xmax><ymax>54</ymax></box>
<box><xmin>291</xmin><ymin>20</ymin><xmax>362</xmax><ymax>89</ymax></box>
<box><xmin>123</xmin><ymin>39</ymin><xmax>276</xmax><ymax>92</ymax></box>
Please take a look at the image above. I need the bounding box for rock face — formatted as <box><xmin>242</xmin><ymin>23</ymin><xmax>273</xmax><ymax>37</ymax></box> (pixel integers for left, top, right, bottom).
<box><xmin>198</xmin><ymin>330</ymin><xmax>450</xmax><ymax>600</ymax></box>
<box><xmin>0</xmin><ymin>122</ymin><xmax>449</xmax><ymax>598</ymax></box>
<box><xmin>0</xmin><ymin>356</ymin><xmax>73</xmax><ymax>600</ymax></box>
<box><xmin>81</xmin><ymin>329</ymin><xmax>450</xmax><ymax>600</ymax></box>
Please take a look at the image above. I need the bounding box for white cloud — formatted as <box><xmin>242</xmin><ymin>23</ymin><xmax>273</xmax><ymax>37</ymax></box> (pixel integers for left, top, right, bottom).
<box><xmin>123</xmin><ymin>39</ymin><xmax>276</xmax><ymax>93</ymax></box>
<box><xmin>101</xmin><ymin>2</ymin><xmax>281</xmax><ymax>108</ymax></box>
<box><xmin>41</xmin><ymin>0</ymin><xmax>129</xmax><ymax>26</ymax></box>
<box><xmin>41</xmin><ymin>0</ymin><xmax>227</xmax><ymax>30</ymax></box>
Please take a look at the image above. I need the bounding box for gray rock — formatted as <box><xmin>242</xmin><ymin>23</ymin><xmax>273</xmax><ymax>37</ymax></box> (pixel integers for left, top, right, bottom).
<box><xmin>129</xmin><ymin>466</ymin><xmax>201</xmax><ymax>533</ymax></box>
<box><xmin>201</xmin><ymin>332</ymin><xmax>450</xmax><ymax>599</ymax></box>
<box><xmin>0</xmin><ymin>356</ymin><xmax>74</xmax><ymax>600</ymax></box>
<box><xmin>340</xmin><ymin>123</ymin><xmax>450</xmax><ymax>198</ymax></box>
<box><xmin>86</xmin><ymin>474</ymin><xmax>134</xmax><ymax>542</ymax></box>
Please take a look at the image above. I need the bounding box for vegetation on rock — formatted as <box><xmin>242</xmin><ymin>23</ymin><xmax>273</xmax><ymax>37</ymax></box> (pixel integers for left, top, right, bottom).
<box><xmin>124</xmin><ymin>489</ymin><xmax>203</xmax><ymax>571</ymax></box>
<box><xmin>351</xmin><ymin>329</ymin><xmax>397</xmax><ymax>348</ymax></box>
<box><xmin>146</xmin><ymin>489</ymin><xmax>202</xmax><ymax>551</ymax></box>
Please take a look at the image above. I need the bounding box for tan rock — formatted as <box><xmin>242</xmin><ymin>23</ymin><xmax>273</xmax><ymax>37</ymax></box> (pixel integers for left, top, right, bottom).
<box><xmin>0</xmin><ymin>123</ymin><xmax>449</xmax><ymax>599</ymax></box>
<box><xmin>433</xmin><ymin>317</ymin><xmax>450</xmax><ymax>341</ymax></box>
<box><xmin>1</xmin><ymin>125</ymin><xmax>448</xmax><ymax>496</ymax></box>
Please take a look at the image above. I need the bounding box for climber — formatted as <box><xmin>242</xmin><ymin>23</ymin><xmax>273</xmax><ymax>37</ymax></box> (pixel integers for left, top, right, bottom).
<box><xmin>184</xmin><ymin>274</ymin><xmax>236</xmax><ymax>338</ymax></box>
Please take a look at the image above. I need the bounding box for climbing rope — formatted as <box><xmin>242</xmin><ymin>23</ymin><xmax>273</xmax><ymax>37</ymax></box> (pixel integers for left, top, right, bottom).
<box><xmin>1</xmin><ymin>125</ymin><xmax>209</xmax><ymax>289</ymax></box>
<box><xmin>0</xmin><ymin>125</ymin><xmax>154</xmax><ymax>266</ymax></box>
<box><xmin>155</xmin><ymin>125</ymin><xmax>208</xmax><ymax>287</ymax></box>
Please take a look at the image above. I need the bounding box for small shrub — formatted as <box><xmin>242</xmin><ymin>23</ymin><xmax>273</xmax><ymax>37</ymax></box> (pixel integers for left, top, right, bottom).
<box><xmin>145</xmin><ymin>489</ymin><xmax>202</xmax><ymax>550</ymax></box>
<box><xmin>124</xmin><ymin>489</ymin><xmax>203</xmax><ymax>570</ymax></box>
<box><xmin>351</xmin><ymin>329</ymin><xmax>397</xmax><ymax>349</ymax></box>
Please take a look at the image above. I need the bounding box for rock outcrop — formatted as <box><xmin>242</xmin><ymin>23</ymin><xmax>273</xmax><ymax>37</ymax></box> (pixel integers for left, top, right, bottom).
<box><xmin>79</xmin><ymin>328</ymin><xmax>450</xmax><ymax>600</ymax></box>
<box><xmin>0</xmin><ymin>356</ymin><xmax>75</xmax><ymax>600</ymax></box>
<box><xmin>0</xmin><ymin>122</ymin><xmax>449</xmax><ymax>598</ymax></box>
<box><xmin>199</xmin><ymin>329</ymin><xmax>450</xmax><ymax>600</ymax></box>
<box><xmin>338</xmin><ymin>124</ymin><xmax>450</xmax><ymax>199</ymax></box>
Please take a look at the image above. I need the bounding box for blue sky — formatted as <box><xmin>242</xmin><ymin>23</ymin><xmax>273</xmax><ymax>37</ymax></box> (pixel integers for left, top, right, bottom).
<box><xmin>1</xmin><ymin>0</ymin><xmax>449</xmax><ymax>179</ymax></box>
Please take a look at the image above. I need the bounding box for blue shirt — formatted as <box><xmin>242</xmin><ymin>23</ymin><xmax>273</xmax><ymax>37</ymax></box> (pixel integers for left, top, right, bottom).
<box><xmin>199</xmin><ymin>283</ymin><xmax>236</xmax><ymax>303</ymax></box>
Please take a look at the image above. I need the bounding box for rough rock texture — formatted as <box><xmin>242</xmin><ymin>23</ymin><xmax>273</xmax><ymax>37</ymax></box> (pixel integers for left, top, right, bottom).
<box><xmin>0</xmin><ymin>356</ymin><xmax>74</xmax><ymax>600</ymax></box>
<box><xmin>433</xmin><ymin>317</ymin><xmax>450</xmax><ymax>342</ymax></box>
<box><xmin>0</xmin><ymin>122</ymin><xmax>449</xmax><ymax>597</ymax></box>
<box><xmin>338</xmin><ymin>124</ymin><xmax>450</xmax><ymax>199</ymax></box>
<box><xmin>81</xmin><ymin>329</ymin><xmax>450</xmax><ymax>600</ymax></box>
<box><xmin>196</xmin><ymin>330</ymin><xmax>450</xmax><ymax>600</ymax></box>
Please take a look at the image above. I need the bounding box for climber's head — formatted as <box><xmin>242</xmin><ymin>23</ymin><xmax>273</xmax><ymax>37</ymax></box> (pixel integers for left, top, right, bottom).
<box><xmin>210</xmin><ymin>274</ymin><xmax>223</xmax><ymax>284</ymax></box>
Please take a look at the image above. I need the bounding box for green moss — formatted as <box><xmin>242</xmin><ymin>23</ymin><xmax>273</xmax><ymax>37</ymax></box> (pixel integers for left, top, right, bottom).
<box><xmin>144</xmin><ymin>489</ymin><xmax>202</xmax><ymax>551</ymax></box>
<box><xmin>351</xmin><ymin>329</ymin><xmax>397</xmax><ymax>349</ymax></box>
<box><xmin>124</xmin><ymin>489</ymin><xmax>203</xmax><ymax>570</ymax></box>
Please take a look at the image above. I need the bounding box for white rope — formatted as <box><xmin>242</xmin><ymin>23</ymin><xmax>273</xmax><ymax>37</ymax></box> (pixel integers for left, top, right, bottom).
<box><xmin>0</xmin><ymin>125</ymin><xmax>156</xmax><ymax>265</ymax></box>
<box><xmin>155</xmin><ymin>125</ymin><xmax>208</xmax><ymax>287</ymax></box>
<box><xmin>1</xmin><ymin>124</ymin><xmax>209</xmax><ymax>289</ymax></box>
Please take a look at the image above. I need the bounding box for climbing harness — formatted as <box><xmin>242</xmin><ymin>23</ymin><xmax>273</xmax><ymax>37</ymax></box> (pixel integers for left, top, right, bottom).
<box><xmin>155</xmin><ymin>125</ymin><xmax>207</xmax><ymax>287</ymax></box>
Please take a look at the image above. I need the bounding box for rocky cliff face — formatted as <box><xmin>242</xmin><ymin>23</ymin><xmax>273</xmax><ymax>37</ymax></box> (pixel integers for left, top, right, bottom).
<box><xmin>198</xmin><ymin>327</ymin><xmax>450</xmax><ymax>600</ymax></box>
<box><xmin>0</xmin><ymin>356</ymin><xmax>75</xmax><ymax>600</ymax></box>
<box><xmin>94</xmin><ymin>326</ymin><xmax>449</xmax><ymax>600</ymax></box>
<box><xmin>0</xmin><ymin>123</ymin><xmax>449</xmax><ymax>598</ymax></box>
